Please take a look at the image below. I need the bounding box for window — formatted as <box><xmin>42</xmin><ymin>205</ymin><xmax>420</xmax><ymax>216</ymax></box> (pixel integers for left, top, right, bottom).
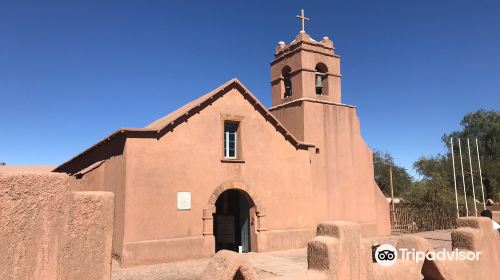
<box><xmin>282</xmin><ymin>66</ymin><xmax>292</xmax><ymax>98</ymax></box>
<box><xmin>224</xmin><ymin>122</ymin><xmax>239</xmax><ymax>159</ymax></box>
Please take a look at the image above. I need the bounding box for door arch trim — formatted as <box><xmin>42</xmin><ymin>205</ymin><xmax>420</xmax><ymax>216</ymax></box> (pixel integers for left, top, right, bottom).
<box><xmin>203</xmin><ymin>181</ymin><xmax>266</xmax><ymax>237</ymax></box>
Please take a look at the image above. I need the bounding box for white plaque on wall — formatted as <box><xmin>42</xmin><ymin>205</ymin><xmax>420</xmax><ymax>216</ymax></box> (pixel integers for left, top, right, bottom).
<box><xmin>177</xmin><ymin>192</ymin><xmax>191</xmax><ymax>210</ymax></box>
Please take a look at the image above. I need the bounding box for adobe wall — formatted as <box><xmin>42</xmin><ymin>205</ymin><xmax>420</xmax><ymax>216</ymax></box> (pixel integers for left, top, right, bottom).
<box><xmin>269</xmin><ymin>32</ymin><xmax>389</xmax><ymax>236</ymax></box>
<box><xmin>0</xmin><ymin>173</ymin><xmax>114</xmax><ymax>280</ymax></box>
<box><xmin>69</xmin><ymin>162</ymin><xmax>106</xmax><ymax>191</ymax></box>
<box><xmin>68</xmin><ymin>154</ymin><xmax>126</xmax><ymax>260</ymax></box>
<box><xmin>432</xmin><ymin>217</ymin><xmax>500</xmax><ymax>279</ymax></box>
<box><xmin>271</xmin><ymin>101</ymin><xmax>391</xmax><ymax>237</ymax></box>
<box><xmin>372</xmin><ymin>217</ymin><xmax>500</xmax><ymax>280</ymax></box>
<box><xmin>305</xmin><ymin>102</ymin><xmax>385</xmax><ymax>235</ymax></box>
<box><xmin>0</xmin><ymin>165</ymin><xmax>56</xmax><ymax>173</ymax></box>
<box><xmin>121</xmin><ymin>88</ymin><xmax>316</xmax><ymax>266</ymax></box>
<box><xmin>103</xmin><ymin>154</ymin><xmax>127</xmax><ymax>259</ymax></box>
<box><xmin>201</xmin><ymin>218</ymin><xmax>500</xmax><ymax>280</ymax></box>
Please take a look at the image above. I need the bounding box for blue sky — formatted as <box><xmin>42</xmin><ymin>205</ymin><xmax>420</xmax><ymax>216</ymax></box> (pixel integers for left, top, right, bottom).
<box><xmin>1</xmin><ymin>1</ymin><xmax>499</xmax><ymax>177</ymax></box>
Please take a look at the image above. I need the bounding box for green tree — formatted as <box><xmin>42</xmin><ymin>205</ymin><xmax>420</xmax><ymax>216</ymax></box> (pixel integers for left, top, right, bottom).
<box><xmin>373</xmin><ymin>150</ymin><xmax>413</xmax><ymax>197</ymax></box>
<box><xmin>373</xmin><ymin>109</ymin><xmax>498</xmax><ymax>205</ymax></box>
<box><xmin>411</xmin><ymin>155</ymin><xmax>461</xmax><ymax>205</ymax></box>
<box><xmin>443</xmin><ymin>109</ymin><xmax>500</xmax><ymax>200</ymax></box>
<box><xmin>406</xmin><ymin>109</ymin><xmax>499</xmax><ymax>205</ymax></box>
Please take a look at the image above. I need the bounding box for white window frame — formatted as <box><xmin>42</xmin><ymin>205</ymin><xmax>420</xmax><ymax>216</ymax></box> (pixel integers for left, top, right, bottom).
<box><xmin>224</xmin><ymin>123</ymin><xmax>238</xmax><ymax>159</ymax></box>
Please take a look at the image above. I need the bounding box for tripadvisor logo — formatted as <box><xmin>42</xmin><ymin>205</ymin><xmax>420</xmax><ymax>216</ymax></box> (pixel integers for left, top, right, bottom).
<box><xmin>374</xmin><ymin>244</ymin><xmax>397</xmax><ymax>267</ymax></box>
<box><xmin>374</xmin><ymin>243</ymin><xmax>482</xmax><ymax>266</ymax></box>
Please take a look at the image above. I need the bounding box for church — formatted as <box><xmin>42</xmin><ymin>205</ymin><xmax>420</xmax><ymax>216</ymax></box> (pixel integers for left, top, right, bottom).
<box><xmin>54</xmin><ymin>15</ymin><xmax>390</xmax><ymax>267</ymax></box>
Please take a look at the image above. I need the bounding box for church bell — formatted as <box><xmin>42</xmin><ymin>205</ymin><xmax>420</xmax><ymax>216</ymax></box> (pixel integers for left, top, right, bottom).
<box><xmin>315</xmin><ymin>75</ymin><xmax>323</xmax><ymax>90</ymax></box>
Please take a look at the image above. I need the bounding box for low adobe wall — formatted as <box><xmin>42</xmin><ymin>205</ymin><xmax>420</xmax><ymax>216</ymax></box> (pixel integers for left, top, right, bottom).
<box><xmin>202</xmin><ymin>218</ymin><xmax>500</xmax><ymax>280</ymax></box>
<box><xmin>200</xmin><ymin>250</ymin><xmax>257</xmax><ymax>280</ymax></box>
<box><xmin>427</xmin><ymin>217</ymin><xmax>500</xmax><ymax>279</ymax></box>
<box><xmin>0</xmin><ymin>173</ymin><xmax>114</xmax><ymax>280</ymax></box>
<box><xmin>0</xmin><ymin>165</ymin><xmax>56</xmax><ymax>173</ymax></box>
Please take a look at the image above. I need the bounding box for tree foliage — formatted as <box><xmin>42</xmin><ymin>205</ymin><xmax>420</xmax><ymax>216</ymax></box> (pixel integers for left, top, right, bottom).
<box><xmin>411</xmin><ymin>155</ymin><xmax>461</xmax><ymax>205</ymax></box>
<box><xmin>410</xmin><ymin>109</ymin><xmax>500</xmax><ymax>204</ymax></box>
<box><xmin>374</xmin><ymin>109</ymin><xmax>500</xmax><ymax>205</ymax></box>
<box><xmin>373</xmin><ymin>150</ymin><xmax>413</xmax><ymax>197</ymax></box>
<box><xmin>443</xmin><ymin>109</ymin><xmax>500</xmax><ymax>200</ymax></box>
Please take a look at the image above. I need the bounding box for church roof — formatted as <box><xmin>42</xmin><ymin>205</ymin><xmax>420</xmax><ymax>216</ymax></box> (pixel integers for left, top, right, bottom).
<box><xmin>144</xmin><ymin>87</ymin><xmax>218</xmax><ymax>130</ymax></box>
<box><xmin>54</xmin><ymin>79</ymin><xmax>314</xmax><ymax>174</ymax></box>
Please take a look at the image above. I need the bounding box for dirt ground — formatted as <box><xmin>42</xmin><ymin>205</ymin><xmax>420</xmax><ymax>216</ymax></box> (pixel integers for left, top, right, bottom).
<box><xmin>368</xmin><ymin>229</ymin><xmax>453</xmax><ymax>251</ymax></box>
<box><xmin>112</xmin><ymin>230</ymin><xmax>452</xmax><ymax>280</ymax></box>
<box><xmin>111</xmin><ymin>248</ymin><xmax>307</xmax><ymax>280</ymax></box>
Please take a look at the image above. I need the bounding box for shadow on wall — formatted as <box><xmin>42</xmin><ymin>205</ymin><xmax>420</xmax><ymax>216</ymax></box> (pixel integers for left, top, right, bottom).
<box><xmin>0</xmin><ymin>173</ymin><xmax>114</xmax><ymax>280</ymax></box>
<box><xmin>201</xmin><ymin>216</ymin><xmax>500</xmax><ymax>280</ymax></box>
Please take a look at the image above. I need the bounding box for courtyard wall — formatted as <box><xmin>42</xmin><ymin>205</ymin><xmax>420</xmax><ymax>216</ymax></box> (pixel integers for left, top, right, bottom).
<box><xmin>0</xmin><ymin>173</ymin><xmax>114</xmax><ymax>280</ymax></box>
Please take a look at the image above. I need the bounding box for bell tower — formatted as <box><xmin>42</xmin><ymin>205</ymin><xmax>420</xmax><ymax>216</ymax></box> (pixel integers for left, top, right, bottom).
<box><xmin>269</xmin><ymin>11</ymin><xmax>391</xmax><ymax>236</ymax></box>
<box><xmin>270</xmin><ymin>25</ymin><xmax>341</xmax><ymax>107</ymax></box>
<box><xmin>269</xmin><ymin>11</ymin><xmax>342</xmax><ymax>142</ymax></box>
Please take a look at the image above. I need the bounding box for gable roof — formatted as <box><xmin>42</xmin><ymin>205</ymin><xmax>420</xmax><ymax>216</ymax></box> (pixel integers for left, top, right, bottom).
<box><xmin>54</xmin><ymin>78</ymin><xmax>315</xmax><ymax>174</ymax></box>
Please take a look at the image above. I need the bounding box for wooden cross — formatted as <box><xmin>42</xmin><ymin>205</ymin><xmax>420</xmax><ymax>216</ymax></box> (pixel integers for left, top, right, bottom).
<box><xmin>296</xmin><ymin>9</ymin><xmax>309</xmax><ymax>33</ymax></box>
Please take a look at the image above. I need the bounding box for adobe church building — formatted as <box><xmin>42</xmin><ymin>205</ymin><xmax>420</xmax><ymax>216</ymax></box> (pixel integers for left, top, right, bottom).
<box><xmin>54</xmin><ymin>26</ymin><xmax>390</xmax><ymax>266</ymax></box>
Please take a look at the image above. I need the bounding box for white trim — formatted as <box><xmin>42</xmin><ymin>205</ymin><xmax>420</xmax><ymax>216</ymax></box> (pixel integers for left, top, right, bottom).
<box><xmin>224</xmin><ymin>123</ymin><xmax>238</xmax><ymax>159</ymax></box>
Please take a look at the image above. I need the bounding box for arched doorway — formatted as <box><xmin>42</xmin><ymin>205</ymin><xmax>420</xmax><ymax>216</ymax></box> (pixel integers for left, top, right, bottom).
<box><xmin>213</xmin><ymin>189</ymin><xmax>254</xmax><ymax>253</ymax></box>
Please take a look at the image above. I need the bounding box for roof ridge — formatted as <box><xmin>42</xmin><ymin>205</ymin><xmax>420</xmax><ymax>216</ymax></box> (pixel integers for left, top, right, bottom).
<box><xmin>54</xmin><ymin>79</ymin><xmax>314</xmax><ymax>173</ymax></box>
